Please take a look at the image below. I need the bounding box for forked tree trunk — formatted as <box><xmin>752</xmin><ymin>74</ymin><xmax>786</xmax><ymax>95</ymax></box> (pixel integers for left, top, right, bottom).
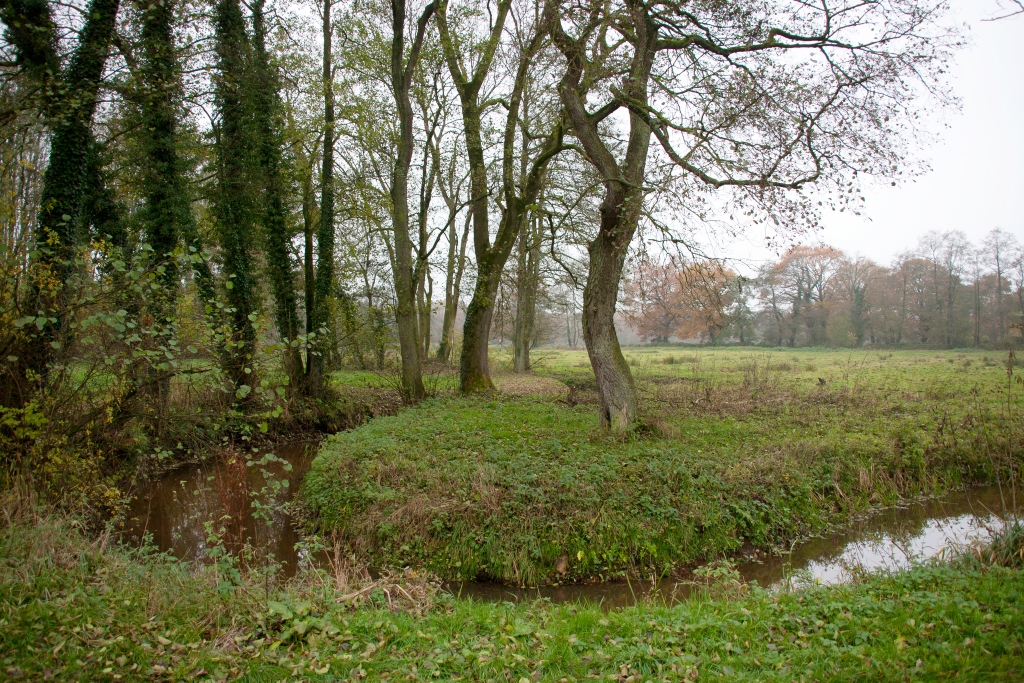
<box><xmin>12</xmin><ymin>0</ymin><xmax>120</xmax><ymax>387</ymax></box>
<box><xmin>438</xmin><ymin>211</ymin><xmax>470</xmax><ymax>363</ymax></box>
<box><xmin>549</xmin><ymin>0</ymin><xmax>654</xmax><ymax>430</ymax></box>
<box><xmin>387</xmin><ymin>0</ymin><xmax>434</xmax><ymax>402</ymax></box>
<box><xmin>251</xmin><ymin>0</ymin><xmax>304</xmax><ymax>394</ymax></box>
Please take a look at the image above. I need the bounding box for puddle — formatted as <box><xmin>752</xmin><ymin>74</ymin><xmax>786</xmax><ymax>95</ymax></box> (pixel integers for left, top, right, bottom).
<box><xmin>125</xmin><ymin>444</ymin><xmax>1019</xmax><ymax>602</ymax></box>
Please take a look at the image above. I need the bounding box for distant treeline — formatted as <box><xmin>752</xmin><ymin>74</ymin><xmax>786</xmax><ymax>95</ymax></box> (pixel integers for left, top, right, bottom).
<box><xmin>620</xmin><ymin>229</ymin><xmax>1023</xmax><ymax>349</ymax></box>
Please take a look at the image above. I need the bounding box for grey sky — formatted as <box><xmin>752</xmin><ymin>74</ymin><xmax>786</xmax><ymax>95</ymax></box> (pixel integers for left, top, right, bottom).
<box><xmin>720</xmin><ymin>0</ymin><xmax>1024</xmax><ymax>268</ymax></box>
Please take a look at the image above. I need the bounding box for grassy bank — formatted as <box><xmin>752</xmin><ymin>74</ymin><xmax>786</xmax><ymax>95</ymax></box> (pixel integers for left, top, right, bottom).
<box><xmin>2</xmin><ymin>506</ymin><xmax>1023</xmax><ymax>682</ymax></box>
<box><xmin>304</xmin><ymin>349</ymin><xmax>1023</xmax><ymax>584</ymax></box>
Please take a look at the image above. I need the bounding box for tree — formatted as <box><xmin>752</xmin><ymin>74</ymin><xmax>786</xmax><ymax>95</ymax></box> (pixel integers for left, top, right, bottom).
<box><xmin>673</xmin><ymin>263</ymin><xmax>736</xmax><ymax>344</ymax></box>
<box><xmin>306</xmin><ymin>0</ymin><xmax>336</xmax><ymax>394</ymax></box>
<box><xmin>386</xmin><ymin>0</ymin><xmax>436</xmax><ymax>402</ymax></box>
<box><xmin>212</xmin><ymin>0</ymin><xmax>259</xmax><ymax>394</ymax></box>
<box><xmin>548</xmin><ymin>0</ymin><xmax>955</xmax><ymax>429</ymax></box>
<box><xmin>5</xmin><ymin>0</ymin><xmax>121</xmax><ymax>388</ymax></box>
<box><xmin>983</xmin><ymin>228</ymin><xmax>1019</xmax><ymax>343</ymax></box>
<box><xmin>836</xmin><ymin>256</ymin><xmax>878</xmax><ymax>347</ymax></box>
<box><xmin>436</xmin><ymin>0</ymin><xmax>563</xmax><ymax>392</ymax></box>
<box><xmin>512</xmin><ymin>210</ymin><xmax>543</xmax><ymax>372</ymax></box>
<box><xmin>251</xmin><ymin>0</ymin><xmax>304</xmax><ymax>393</ymax></box>
<box><xmin>622</xmin><ymin>261</ymin><xmax>681</xmax><ymax>343</ymax></box>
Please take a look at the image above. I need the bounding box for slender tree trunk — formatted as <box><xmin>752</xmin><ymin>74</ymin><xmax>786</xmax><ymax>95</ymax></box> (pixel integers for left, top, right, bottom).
<box><xmin>438</xmin><ymin>210</ymin><xmax>470</xmax><ymax>362</ymax></box>
<box><xmin>387</xmin><ymin>0</ymin><xmax>434</xmax><ymax>402</ymax></box>
<box><xmin>513</xmin><ymin>217</ymin><xmax>540</xmax><ymax>373</ymax></box>
<box><xmin>974</xmin><ymin>277</ymin><xmax>981</xmax><ymax>346</ymax></box>
<box><xmin>418</xmin><ymin>270</ymin><xmax>433</xmax><ymax>359</ymax></box>
<box><xmin>251</xmin><ymin>0</ymin><xmax>304</xmax><ymax>394</ymax></box>
<box><xmin>301</xmin><ymin>154</ymin><xmax>318</xmax><ymax>348</ymax></box>
<box><xmin>307</xmin><ymin>0</ymin><xmax>335</xmax><ymax>393</ymax></box>
<box><xmin>996</xmin><ymin>255</ymin><xmax>1004</xmax><ymax>342</ymax></box>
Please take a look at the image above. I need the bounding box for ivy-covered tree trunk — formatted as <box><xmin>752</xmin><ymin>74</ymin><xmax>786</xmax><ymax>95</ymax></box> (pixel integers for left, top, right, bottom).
<box><xmin>251</xmin><ymin>0</ymin><xmax>304</xmax><ymax>395</ymax></box>
<box><xmin>136</xmin><ymin>0</ymin><xmax>185</xmax><ymax>295</ymax></box>
<box><xmin>213</xmin><ymin>0</ymin><xmax>259</xmax><ymax>395</ymax></box>
<box><xmin>134</xmin><ymin>0</ymin><xmax>193</xmax><ymax>425</ymax></box>
<box><xmin>14</xmin><ymin>0</ymin><xmax>121</xmax><ymax>385</ymax></box>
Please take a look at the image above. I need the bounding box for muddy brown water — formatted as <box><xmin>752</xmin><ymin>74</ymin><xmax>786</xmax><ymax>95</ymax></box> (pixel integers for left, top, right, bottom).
<box><xmin>125</xmin><ymin>442</ymin><xmax>1019</xmax><ymax>605</ymax></box>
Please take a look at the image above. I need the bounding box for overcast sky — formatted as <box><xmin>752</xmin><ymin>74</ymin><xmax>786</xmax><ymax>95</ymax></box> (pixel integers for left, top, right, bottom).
<box><xmin>713</xmin><ymin>0</ymin><xmax>1024</xmax><ymax>270</ymax></box>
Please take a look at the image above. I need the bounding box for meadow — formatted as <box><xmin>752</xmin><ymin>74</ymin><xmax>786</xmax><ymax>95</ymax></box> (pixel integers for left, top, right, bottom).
<box><xmin>3</xmin><ymin>347</ymin><xmax>1023</xmax><ymax>682</ymax></box>
<box><xmin>305</xmin><ymin>347</ymin><xmax>1024</xmax><ymax>585</ymax></box>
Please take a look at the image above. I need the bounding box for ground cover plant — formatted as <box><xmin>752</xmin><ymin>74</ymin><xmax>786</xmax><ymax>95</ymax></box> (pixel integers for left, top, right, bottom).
<box><xmin>305</xmin><ymin>349</ymin><xmax>1024</xmax><ymax>585</ymax></box>
<box><xmin>2</xmin><ymin>497</ymin><xmax>1022</xmax><ymax>682</ymax></box>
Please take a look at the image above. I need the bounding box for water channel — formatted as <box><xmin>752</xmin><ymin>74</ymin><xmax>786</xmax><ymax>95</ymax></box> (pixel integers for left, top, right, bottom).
<box><xmin>124</xmin><ymin>440</ymin><xmax>1019</xmax><ymax>606</ymax></box>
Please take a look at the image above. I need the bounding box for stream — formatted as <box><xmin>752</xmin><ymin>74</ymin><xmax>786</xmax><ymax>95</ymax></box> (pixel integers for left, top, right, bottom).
<box><xmin>124</xmin><ymin>441</ymin><xmax>1020</xmax><ymax>606</ymax></box>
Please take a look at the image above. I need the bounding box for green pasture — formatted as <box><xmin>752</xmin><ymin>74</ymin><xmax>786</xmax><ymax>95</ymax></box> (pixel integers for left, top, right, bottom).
<box><xmin>306</xmin><ymin>348</ymin><xmax>1024</xmax><ymax>585</ymax></box>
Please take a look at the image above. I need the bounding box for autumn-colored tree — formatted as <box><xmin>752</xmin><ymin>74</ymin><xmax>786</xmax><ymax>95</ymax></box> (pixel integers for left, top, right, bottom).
<box><xmin>622</xmin><ymin>260</ymin><xmax>736</xmax><ymax>344</ymax></box>
<box><xmin>621</xmin><ymin>261</ymin><xmax>682</xmax><ymax>343</ymax></box>
<box><xmin>673</xmin><ymin>263</ymin><xmax>736</xmax><ymax>344</ymax></box>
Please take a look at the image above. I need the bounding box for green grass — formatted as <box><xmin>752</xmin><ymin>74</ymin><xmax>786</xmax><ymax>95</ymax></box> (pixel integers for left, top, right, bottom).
<box><xmin>2</xmin><ymin>508</ymin><xmax>1022</xmax><ymax>682</ymax></box>
<box><xmin>304</xmin><ymin>349</ymin><xmax>1024</xmax><ymax>585</ymax></box>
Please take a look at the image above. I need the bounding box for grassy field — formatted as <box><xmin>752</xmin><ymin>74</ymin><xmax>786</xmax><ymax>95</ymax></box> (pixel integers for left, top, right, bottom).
<box><xmin>2</xmin><ymin>506</ymin><xmax>1022</xmax><ymax>682</ymax></box>
<box><xmin>305</xmin><ymin>348</ymin><xmax>1024</xmax><ymax>585</ymax></box>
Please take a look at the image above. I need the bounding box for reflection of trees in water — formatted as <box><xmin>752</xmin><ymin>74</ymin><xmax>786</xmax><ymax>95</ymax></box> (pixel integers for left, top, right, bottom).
<box><xmin>127</xmin><ymin>442</ymin><xmax>315</xmax><ymax>574</ymax></box>
<box><xmin>739</xmin><ymin>486</ymin><xmax>1017</xmax><ymax>588</ymax></box>
<box><xmin>214</xmin><ymin>446</ymin><xmax>251</xmax><ymax>554</ymax></box>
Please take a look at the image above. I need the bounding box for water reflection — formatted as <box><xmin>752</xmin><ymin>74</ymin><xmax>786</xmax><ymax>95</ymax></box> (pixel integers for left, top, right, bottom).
<box><xmin>124</xmin><ymin>441</ymin><xmax>317</xmax><ymax>577</ymax></box>
<box><xmin>125</xmin><ymin>445</ymin><xmax>1018</xmax><ymax>606</ymax></box>
<box><xmin>454</xmin><ymin>486</ymin><xmax>1019</xmax><ymax>608</ymax></box>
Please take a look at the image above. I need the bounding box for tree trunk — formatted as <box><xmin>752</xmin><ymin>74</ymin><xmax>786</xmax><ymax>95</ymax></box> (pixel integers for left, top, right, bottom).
<box><xmin>513</xmin><ymin>217</ymin><xmax>539</xmax><ymax>373</ymax></box>
<box><xmin>307</xmin><ymin>0</ymin><xmax>335</xmax><ymax>394</ymax></box>
<box><xmin>386</xmin><ymin>0</ymin><xmax>434</xmax><ymax>402</ymax></box>
<box><xmin>213</xmin><ymin>0</ymin><xmax>259</xmax><ymax>395</ymax></box>
<box><xmin>136</xmin><ymin>0</ymin><xmax>192</xmax><ymax>427</ymax></box>
<box><xmin>550</xmin><ymin>0</ymin><xmax>654</xmax><ymax>430</ymax></box>
<box><xmin>19</xmin><ymin>0</ymin><xmax>120</xmax><ymax>384</ymax></box>
<box><xmin>301</xmin><ymin>153</ymin><xmax>317</xmax><ymax>351</ymax></box>
<box><xmin>418</xmin><ymin>270</ymin><xmax>433</xmax><ymax>359</ymax></box>
<box><xmin>460</xmin><ymin>263</ymin><xmax>500</xmax><ymax>392</ymax></box>
<box><xmin>582</xmin><ymin>193</ymin><xmax>641</xmax><ymax>431</ymax></box>
<box><xmin>251</xmin><ymin>0</ymin><xmax>304</xmax><ymax>394</ymax></box>
<box><xmin>438</xmin><ymin>210</ymin><xmax>470</xmax><ymax>363</ymax></box>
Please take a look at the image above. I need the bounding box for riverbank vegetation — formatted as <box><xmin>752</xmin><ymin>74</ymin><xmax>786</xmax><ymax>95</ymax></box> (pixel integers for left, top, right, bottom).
<box><xmin>3</xmin><ymin>494</ymin><xmax>1022</xmax><ymax>682</ymax></box>
<box><xmin>306</xmin><ymin>349</ymin><xmax>1024</xmax><ymax>584</ymax></box>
